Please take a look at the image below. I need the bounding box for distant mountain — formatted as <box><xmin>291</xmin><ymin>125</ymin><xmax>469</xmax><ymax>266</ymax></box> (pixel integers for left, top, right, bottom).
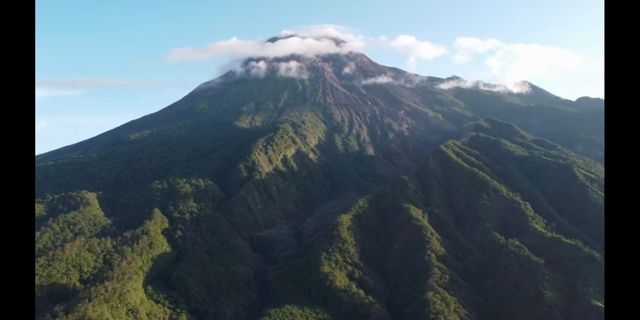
<box><xmin>36</xmin><ymin>35</ymin><xmax>604</xmax><ymax>320</ymax></box>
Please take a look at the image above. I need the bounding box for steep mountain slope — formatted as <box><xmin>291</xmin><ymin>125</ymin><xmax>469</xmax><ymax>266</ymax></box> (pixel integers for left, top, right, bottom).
<box><xmin>253</xmin><ymin>118</ymin><xmax>603</xmax><ymax>320</ymax></box>
<box><xmin>35</xmin><ymin>35</ymin><xmax>604</xmax><ymax>320</ymax></box>
<box><xmin>447</xmin><ymin>84</ymin><xmax>604</xmax><ymax>163</ymax></box>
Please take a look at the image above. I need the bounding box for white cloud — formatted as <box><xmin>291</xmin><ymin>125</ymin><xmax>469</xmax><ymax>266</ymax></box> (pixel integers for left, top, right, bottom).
<box><xmin>166</xmin><ymin>37</ymin><xmax>260</xmax><ymax>62</ymax></box>
<box><xmin>506</xmin><ymin>80</ymin><xmax>533</xmax><ymax>93</ymax></box>
<box><xmin>164</xmin><ymin>28</ymin><xmax>600</xmax><ymax>98</ymax></box>
<box><xmin>436</xmin><ymin>78</ymin><xmax>475</xmax><ymax>90</ymax></box>
<box><xmin>235</xmin><ymin>59</ymin><xmax>309</xmax><ymax>79</ymax></box>
<box><xmin>485</xmin><ymin>43</ymin><xmax>583</xmax><ymax>86</ymax></box>
<box><xmin>361</xmin><ymin>75</ymin><xmax>395</xmax><ymax>85</ymax></box>
<box><xmin>342</xmin><ymin>61</ymin><xmax>356</xmax><ymax>75</ymax></box>
<box><xmin>388</xmin><ymin>35</ymin><xmax>448</xmax><ymax>70</ymax></box>
<box><xmin>360</xmin><ymin>74</ymin><xmax>427</xmax><ymax>87</ymax></box>
<box><xmin>246</xmin><ymin>60</ymin><xmax>268</xmax><ymax>78</ymax></box>
<box><xmin>167</xmin><ymin>25</ymin><xmax>365</xmax><ymax>62</ymax></box>
<box><xmin>167</xmin><ymin>28</ymin><xmax>447</xmax><ymax>74</ymax></box>
<box><xmin>283</xmin><ymin>25</ymin><xmax>366</xmax><ymax>50</ymax></box>
<box><xmin>276</xmin><ymin>60</ymin><xmax>308</xmax><ymax>79</ymax></box>
<box><xmin>453</xmin><ymin>37</ymin><xmax>502</xmax><ymax>64</ymax></box>
<box><xmin>450</xmin><ymin>37</ymin><xmax>593</xmax><ymax>96</ymax></box>
<box><xmin>266</xmin><ymin>37</ymin><xmax>355</xmax><ymax>57</ymax></box>
<box><xmin>456</xmin><ymin>37</ymin><xmax>503</xmax><ymax>53</ymax></box>
<box><xmin>436</xmin><ymin>78</ymin><xmax>531</xmax><ymax>94</ymax></box>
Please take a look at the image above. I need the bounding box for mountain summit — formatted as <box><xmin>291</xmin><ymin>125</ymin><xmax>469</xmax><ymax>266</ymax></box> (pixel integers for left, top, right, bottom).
<box><xmin>36</xmin><ymin>36</ymin><xmax>604</xmax><ymax>320</ymax></box>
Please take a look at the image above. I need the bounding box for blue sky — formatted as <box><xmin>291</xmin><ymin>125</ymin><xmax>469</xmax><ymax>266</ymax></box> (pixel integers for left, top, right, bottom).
<box><xmin>36</xmin><ymin>0</ymin><xmax>604</xmax><ymax>154</ymax></box>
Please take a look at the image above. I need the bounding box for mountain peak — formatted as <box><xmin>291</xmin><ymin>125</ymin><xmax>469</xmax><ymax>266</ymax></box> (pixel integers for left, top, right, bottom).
<box><xmin>575</xmin><ymin>96</ymin><xmax>604</xmax><ymax>108</ymax></box>
<box><xmin>265</xmin><ymin>34</ymin><xmax>348</xmax><ymax>47</ymax></box>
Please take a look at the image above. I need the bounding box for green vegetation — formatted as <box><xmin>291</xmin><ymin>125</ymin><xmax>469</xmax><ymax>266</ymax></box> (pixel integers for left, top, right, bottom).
<box><xmin>35</xmin><ymin>199</ymin><xmax>186</xmax><ymax>319</ymax></box>
<box><xmin>262</xmin><ymin>305</ymin><xmax>331</xmax><ymax>320</ymax></box>
<box><xmin>36</xmin><ymin>192</ymin><xmax>112</xmax><ymax>255</ymax></box>
<box><xmin>63</xmin><ymin>210</ymin><xmax>174</xmax><ymax>320</ymax></box>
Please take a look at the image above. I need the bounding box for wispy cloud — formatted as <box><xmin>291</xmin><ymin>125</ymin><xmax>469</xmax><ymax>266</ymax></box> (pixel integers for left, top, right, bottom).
<box><xmin>342</xmin><ymin>61</ymin><xmax>356</xmax><ymax>75</ymax></box>
<box><xmin>436</xmin><ymin>78</ymin><xmax>531</xmax><ymax>94</ymax></box>
<box><xmin>388</xmin><ymin>35</ymin><xmax>448</xmax><ymax>70</ymax></box>
<box><xmin>450</xmin><ymin>37</ymin><xmax>598</xmax><ymax>93</ymax></box>
<box><xmin>485</xmin><ymin>43</ymin><xmax>583</xmax><ymax>86</ymax></box>
<box><xmin>453</xmin><ymin>37</ymin><xmax>502</xmax><ymax>64</ymax></box>
<box><xmin>37</xmin><ymin>77</ymin><xmax>173</xmax><ymax>90</ymax></box>
<box><xmin>36</xmin><ymin>77</ymin><xmax>178</xmax><ymax>101</ymax></box>
<box><xmin>35</xmin><ymin>88</ymin><xmax>83</xmax><ymax>100</ymax></box>
<box><xmin>167</xmin><ymin>37</ymin><xmax>262</xmax><ymax>61</ymax></box>
<box><xmin>361</xmin><ymin>75</ymin><xmax>395</xmax><ymax>85</ymax></box>
<box><xmin>275</xmin><ymin>60</ymin><xmax>308</xmax><ymax>79</ymax></box>
<box><xmin>360</xmin><ymin>74</ymin><xmax>427</xmax><ymax>87</ymax></box>
<box><xmin>283</xmin><ymin>25</ymin><xmax>366</xmax><ymax>49</ymax></box>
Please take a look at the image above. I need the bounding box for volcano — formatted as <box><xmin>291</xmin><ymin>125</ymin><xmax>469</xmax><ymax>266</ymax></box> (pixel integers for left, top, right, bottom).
<box><xmin>36</xmin><ymin>34</ymin><xmax>604</xmax><ymax>320</ymax></box>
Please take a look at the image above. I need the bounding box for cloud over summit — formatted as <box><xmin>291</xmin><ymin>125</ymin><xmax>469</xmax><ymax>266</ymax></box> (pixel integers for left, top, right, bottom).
<box><xmin>164</xmin><ymin>25</ymin><xmax>601</xmax><ymax>99</ymax></box>
<box><xmin>167</xmin><ymin>25</ymin><xmax>365</xmax><ymax>62</ymax></box>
